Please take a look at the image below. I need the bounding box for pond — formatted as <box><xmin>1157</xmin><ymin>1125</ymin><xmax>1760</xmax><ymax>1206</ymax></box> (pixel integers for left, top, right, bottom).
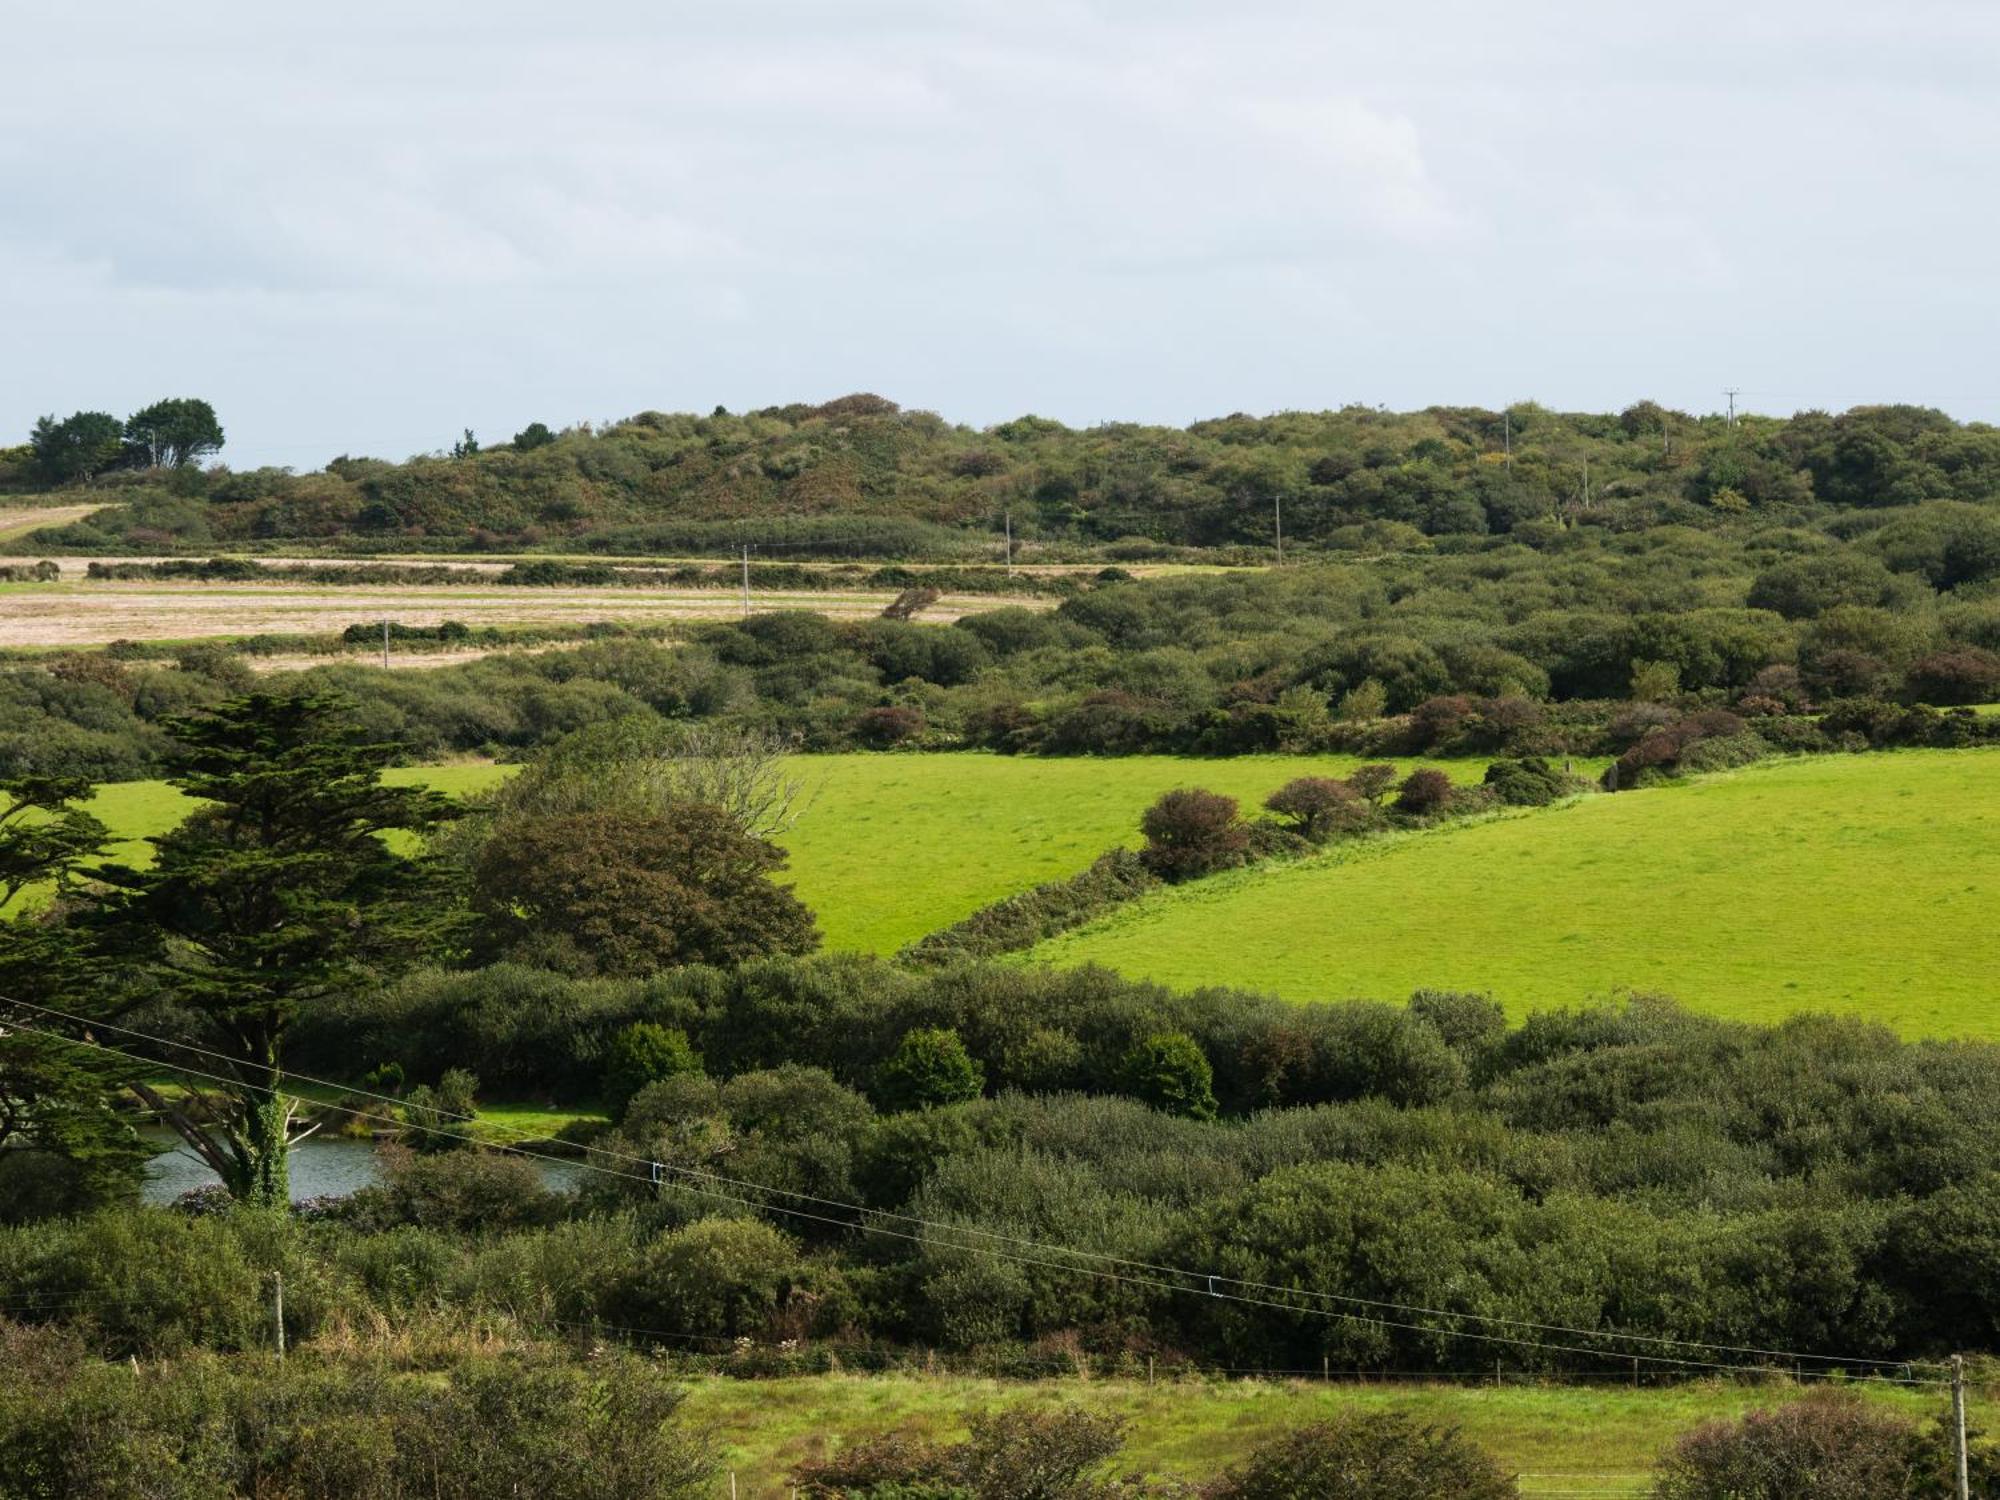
<box><xmin>140</xmin><ymin>1129</ymin><xmax>583</xmax><ymax>1204</ymax></box>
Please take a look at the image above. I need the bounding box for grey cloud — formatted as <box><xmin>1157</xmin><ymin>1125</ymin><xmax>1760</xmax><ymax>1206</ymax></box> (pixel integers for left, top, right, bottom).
<box><xmin>3</xmin><ymin>1</ymin><xmax>1999</xmax><ymax>465</ymax></box>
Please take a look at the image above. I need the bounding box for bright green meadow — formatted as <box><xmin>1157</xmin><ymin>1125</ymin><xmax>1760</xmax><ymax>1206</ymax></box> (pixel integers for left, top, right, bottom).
<box><xmin>1029</xmin><ymin>751</ymin><xmax>2000</xmax><ymax>1038</ymax></box>
<box><xmin>72</xmin><ymin>753</ymin><xmax>1496</xmax><ymax>954</ymax></box>
<box><xmin>66</xmin><ymin>749</ymin><xmax>2000</xmax><ymax>1036</ymax></box>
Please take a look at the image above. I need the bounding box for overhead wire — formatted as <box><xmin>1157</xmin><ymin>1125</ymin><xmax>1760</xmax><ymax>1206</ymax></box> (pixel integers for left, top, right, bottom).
<box><xmin>0</xmin><ymin>1001</ymin><xmax>1950</xmax><ymax>1385</ymax></box>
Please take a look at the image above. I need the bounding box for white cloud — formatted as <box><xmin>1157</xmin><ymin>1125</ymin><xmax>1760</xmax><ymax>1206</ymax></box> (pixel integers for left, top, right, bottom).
<box><xmin>4</xmin><ymin>1</ymin><xmax>2000</xmax><ymax>461</ymax></box>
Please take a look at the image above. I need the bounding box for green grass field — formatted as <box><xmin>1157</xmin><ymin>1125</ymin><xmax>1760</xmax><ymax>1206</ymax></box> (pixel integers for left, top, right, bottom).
<box><xmin>778</xmin><ymin>753</ymin><xmax>1504</xmax><ymax>952</ymax></box>
<box><xmin>681</xmin><ymin>1373</ymin><xmax>1973</xmax><ymax>1498</ymax></box>
<box><xmin>1029</xmin><ymin>751</ymin><xmax>2000</xmax><ymax>1037</ymax></box>
<box><xmin>70</xmin><ymin>754</ymin><xmax>1501</xmax><ymax>955</ymax></box>
<box><xmin>66</xmin><ymin>750</ymin><xmax>2000</xmax><ymax>1034</ymax></box>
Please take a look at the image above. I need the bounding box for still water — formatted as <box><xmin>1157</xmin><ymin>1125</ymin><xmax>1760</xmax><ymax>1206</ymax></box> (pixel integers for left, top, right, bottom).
<box><xmin>140</xmin><ymin>1129</ymin><xmax>582</xmax><ymax>1204</ymax></box>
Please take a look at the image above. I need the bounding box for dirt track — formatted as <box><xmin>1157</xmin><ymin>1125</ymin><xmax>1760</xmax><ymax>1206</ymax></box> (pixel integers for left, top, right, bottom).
<box><xmin>0</xmin><ymin>578</ymin><xmax>1047</xmax><ymax>647</ymax></box>
<box><xmin>0</xmin><ymin>505</ymin><xmax>105</xmax><ymax>544</ymax></box>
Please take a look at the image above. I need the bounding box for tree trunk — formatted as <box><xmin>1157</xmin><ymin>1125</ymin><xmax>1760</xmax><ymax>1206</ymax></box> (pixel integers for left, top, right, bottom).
<box><xmin>234</xmin><ymin>1077</ymin><xmax>292</xmax><ymax>1209</ymax></box>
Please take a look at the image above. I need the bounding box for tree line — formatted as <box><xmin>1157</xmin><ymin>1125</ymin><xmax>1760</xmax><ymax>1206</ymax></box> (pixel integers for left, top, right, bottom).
<box><xmin>13</xmin><ymin>394</ymin><xmax>2000</xmax><ymax>558</ymax></box>
<box><xmin>10</xmin><ymin>507</ymin><xmax>2000</xmax><ymax>783</ymax></box>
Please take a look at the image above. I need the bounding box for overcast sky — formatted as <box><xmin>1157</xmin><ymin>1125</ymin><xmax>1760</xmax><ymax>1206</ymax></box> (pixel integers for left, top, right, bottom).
<box><xmin>5</xmin><ymin>2</ymin><xmax>1999</xmax><ymax>467</ymax></box>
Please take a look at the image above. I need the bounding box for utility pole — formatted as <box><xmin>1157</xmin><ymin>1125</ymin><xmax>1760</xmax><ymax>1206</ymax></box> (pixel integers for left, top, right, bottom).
<box><xmin>1581</xmin><ymin>454</ymin><xmax>1590</xmax><ymax>509</ymax></box>
<box><xmin>1503</xmin><ymin>409</ymin><xmax>1513</xmax><ymax>470</ymax></box>
<box><xmin>381</xmin><ymin>618</ymin><xmax>390</xmax><ymax>670</ymax></box>
<box><xmin>740</xmin><ymin>546</ymin><xmax>751</xmax><ymax>618</ymax></box>
<box><xmin>1953</xmin><ymin>1354</ymin><xmax>1970</xmax><ymax>1500</ymax></box>
<box><xmin>1004</xmin><ymin>510</ymin><xmax>1013</xmax><ymax>576</ymax></box>
<box><xmin>1274</xmin><ymin>495</ymin><xmax>1283</xmax><ymax>565</ymax></box>
<box><xmin>1724</xmin><ymin>387</ymin><xmax>1740</xmax><ymax>428</ymax></box>
<box><xmin>271</xmin><ymin>1272</ymin><xmax>285</xmax><ymax>1362</ymax></box>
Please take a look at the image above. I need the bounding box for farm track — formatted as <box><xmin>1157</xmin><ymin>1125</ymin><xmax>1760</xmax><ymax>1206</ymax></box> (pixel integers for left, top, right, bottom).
<box><xmin>0</xmin><ymin>504</ymin><xmax>106</xmax><ymax>543</ymax></box>
<box><xmin>0</xmin><ymin>579</ymin><xmax>1048</xmax><ymax>646</ymax></box>
<box><xmin>0</xmin><ymin>550</ymin><xmax>1245</xmax><ymax>579</ymax></box>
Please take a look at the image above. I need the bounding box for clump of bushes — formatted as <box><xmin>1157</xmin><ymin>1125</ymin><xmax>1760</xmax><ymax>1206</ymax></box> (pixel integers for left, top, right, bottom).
<box><xmin>1481</xmin><ymin>756</ymin><xmax>1580</xmax><ymax>807</ymax></box>
<box><xmin>1207</xmin><ymin>1414</ymin><xmax>1518</xmax><ymax>1499</ymax></box>
<box><xmin>403</xmin><ymin>1068</ymin><xmax>480</xmax><ymax>1153</ymax></box>
<box><xmin>1393</xmin><ymin>767</ymin><xmax>1454</xmax><ymax>814</ymax></box>
<box><xmin>1650</xmin><ymin>1390</ymin><xmax>1989</xmax><ymax>1500</ymax></box>
<box><xmin>1138</xmin><ymin>789</ymin><xmax>1249</xmax><ymax>880</ymax></box>
<box><xmin>795</xmin><ymin>1406</ymin><xmax>1130</xmax><ymax>1499</ymax></box>
<box><xmin>0</xmin><ymin>1337</ymin><xmax>715</xmax><ymax>1500</ymax></box>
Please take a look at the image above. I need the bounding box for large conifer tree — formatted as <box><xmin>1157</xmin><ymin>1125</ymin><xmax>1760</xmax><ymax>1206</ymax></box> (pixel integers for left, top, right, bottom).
<box><xmin>87</xmin><ymin>693</ymin><xmax>464</xmax><ymax>1206</ymax></box>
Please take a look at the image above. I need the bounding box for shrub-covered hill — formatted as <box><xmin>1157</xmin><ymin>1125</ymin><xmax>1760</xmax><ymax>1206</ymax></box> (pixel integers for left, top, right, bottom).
<box><xmin>17</xmin><ymin>393</ymin><xmax>2000</xmax><ymax>557</ymax></box>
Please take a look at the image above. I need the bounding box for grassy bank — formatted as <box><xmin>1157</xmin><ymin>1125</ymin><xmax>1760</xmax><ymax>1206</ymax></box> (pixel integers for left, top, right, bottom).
<box><xmin>681</xmin><ymin>1372</ymin><xmax>1974</xmax><ymax>1499</ymax></box>
<box><xmin>1029</xmin><ymin>751</ymin><xmax>2000</xmax><ymax>1037</ymax></box>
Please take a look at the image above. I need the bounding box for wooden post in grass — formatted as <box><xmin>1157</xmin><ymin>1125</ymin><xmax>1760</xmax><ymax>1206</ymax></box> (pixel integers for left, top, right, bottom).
<box><xmin>271</xmin><ymin>1271</ymin><xmax>285</xmax><ymax>1362</ymax></box>
<box><xmin>1953</xmin><ymin>1354</ymin><xmax>1970</xmax><ymax>1500</ymax></box>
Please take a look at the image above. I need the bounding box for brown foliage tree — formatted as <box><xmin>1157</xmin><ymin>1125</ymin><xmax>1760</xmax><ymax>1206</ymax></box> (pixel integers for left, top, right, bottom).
<box><xmin>1139</xmin><ymin>787</ymin><xmax>1248</xmax><ymax>881</ymax></box>
<box><xmin>1347</xmin><ymin>763</ymin><xmax>1399</xmax><ymax>805</ymax></box>
<box><xmin>1263</xmin><ymin>776</ymin><xmax>1371</xmax><ymax>842</ymax></box>
<box><xmin>1394</xmin><ymin>768</ymin><xmax>1453</xmax><ymax>814</ymax></box>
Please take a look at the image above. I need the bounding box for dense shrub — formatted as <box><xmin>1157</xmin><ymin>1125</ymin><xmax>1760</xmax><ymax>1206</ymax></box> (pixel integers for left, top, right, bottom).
<box><xmin>1392</xmin><ymin>768</ymin><xmax>1453</xmax><ymax>814</ymax></box>
<box><xmin>342</xmin><ymin>1145</ymin><xmax>567</xmax><ymax>1233</ymax></box>
<box><xmin>471</xmin><ymin>806</ymin><xmax>820</xmax><ymax>974</ymax></box>
<box><xmin>0</xmin><ymin>1343</ymin><xmax>713</xmax><ymax>1500</ymax></box>
<box><xmin>1649</xmin><ymin>1391</ymin><xmax>1970</xmax><ymax>1500</ymax></box>
<box><xmin>901</xmin><ymin>851</ymin><xmax>1159</xmax><ymax>965</ymax></box>
<box><xmin>1480</xmin><ymin>756</ymin><xmax>1575</xmax><ymax>807</ymax></box>
<box><xmin>854</xmin><ymin>704</ymin><xmax>928</xmax><ymax>748</ymax></box>
<box><xmin>607</xmin><ymin>1218</ymin><xmax>806</xmax><ymax>1339</ymax></box>
<box><xmin>796</xmin><ymin>1406</ymin><xmax>1129</xmax><ymax>1499</ymax></box>
<box><xmin>1138</xmin><ymin>789</ymin><xmax>1248</xmax><ymax>881</ymax></box>
<box><xmin>875</xmin><ymin>1028</ymin><xmax>986</xmax><ymax>1112</ymax></box>
<box><xmin>402</xmin><ymin>1067</ymin><xmax>480</xmax><ymax>1152</ymax></box>
<box><xmin>1205</xmin><ymin>1414</ymin><xmax>1518</xmax><ymax>1499</ymax></box>
<box><xmin>1117</xmin><ymin>1033</ymin><xmax>1218</xmax><ymax>1121</ymax></box>
<box><xmin>602</xmin><ymin>1023</ymin><xmax>704</xmax><ymax>1120</ymax></box>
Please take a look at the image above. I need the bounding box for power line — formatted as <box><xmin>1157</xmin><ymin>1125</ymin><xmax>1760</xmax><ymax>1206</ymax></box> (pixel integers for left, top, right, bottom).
<box><xmin>3</xmin><ymin>999</ymin><xmax>1949</xmax><ymax>1377</ymax></box>
<box><xmin>0</xmin><ymin>1001</ymin><xmax>1949</xmax><ymax>1382</ymax></box>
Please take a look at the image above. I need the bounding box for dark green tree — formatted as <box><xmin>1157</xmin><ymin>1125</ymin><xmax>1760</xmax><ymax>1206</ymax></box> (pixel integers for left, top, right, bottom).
<box><xmin>123</xmin><ymin>398</ymin><xmax>224</xmax><ymax>469</ymax></box>
<box><xmin>28</xmin><ymin>411</ymin><xmax>126</xmax><ymax>484</ymax></box>
<box><xmin>1117</xmin><ymin>1031</ymin><xmax>1217</xmax><ymax>1121</ymax></box>
<box><xmin>602</xmin><ymin>1022</ymin><xmax>704</xmax><ymax>1120</ymax></box>
<box><xmin>513</xmin><ymin>421</ymin><xmax>557</xmax><ymax>450</ymax></box>
<box><xmin>403</xmin><ymin>1067</ymin><xmax>480</xmax><ymax>1153</ymax></box>
<box><xmin>470</xmin><ymin>806</ymin><xmax>819</xmax><ymax>976</ymax></box>
<box><xmin>874</xmin><ymin>1027</ymin><xmax>984</xmax><ymax>1112</ymax></box>
<box><xmin>83</xmin><ymin>692</ymin><xmax>466</xmax><ymax>1206</ymax></box>
<box><xmin>0</xmin><ymin>777</ymin><xmax>149</xmax><ymax>1217</ymax></box>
